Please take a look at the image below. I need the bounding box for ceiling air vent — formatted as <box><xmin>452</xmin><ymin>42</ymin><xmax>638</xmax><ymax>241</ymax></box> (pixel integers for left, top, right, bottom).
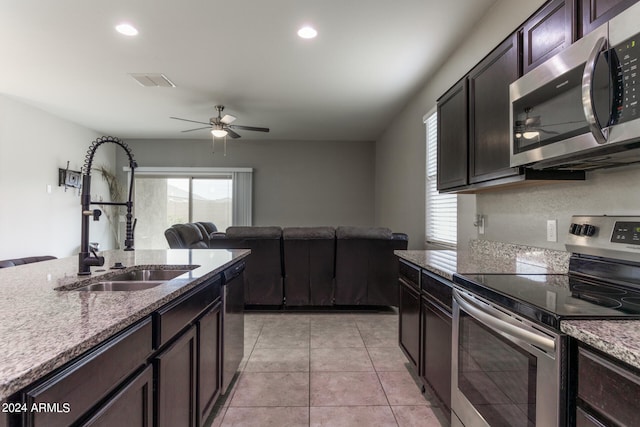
<box><xmin>129</xmin><ymin>73</ymin><xmax>176</xmax><ymax>87</ymax></box>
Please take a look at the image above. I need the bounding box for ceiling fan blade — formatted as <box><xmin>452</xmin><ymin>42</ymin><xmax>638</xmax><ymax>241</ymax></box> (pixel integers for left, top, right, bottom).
<box><xmin>226</xmin><ymin>129</ymin><xmax>241</xmax><ymax>139</ymax></box>
<box><xmin>228</xmin><ymin>125</ymin><xmax>270</xmax><ymax>132</ymax></box>
<box><xmin>181</xmin><ymin>126</ymin><xmax>211</xmax><ymax>133</ymax></box>
<box><xmin>221</xmin><ymin>114</ymin><xmax>237</xmax><ymax>125</ymax></box>
<box><xmin>170</xmin><ymin>116</ymin><xmax>211</xmax><ymax>126</ymax></box>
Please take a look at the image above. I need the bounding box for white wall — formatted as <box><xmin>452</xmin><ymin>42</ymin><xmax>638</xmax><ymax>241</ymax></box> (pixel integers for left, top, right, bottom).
<box><xmin>477</xmin><ymin>165</ymin><xmax>640</xmax><ymax>250</ymax></box>
<box><xmin>0</xmin><ymin>95</ymin><xmax>116</xmax><ymax>259</ymax></box>
<box><xmin>119</xmin><ymin>138</ymin><xmax>376</xmax><ymax>229</ymax></box>
<box><xmin>375</xmin><ymin>0</ymin><xmax>549</xmax><ymax>250</ymax></box>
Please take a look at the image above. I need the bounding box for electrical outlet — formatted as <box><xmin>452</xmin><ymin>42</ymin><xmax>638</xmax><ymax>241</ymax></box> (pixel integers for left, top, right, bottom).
<box><xmin>547</xmin><ymin>219</ymin><xmax>557</xmax><ymax>242</ymax></box>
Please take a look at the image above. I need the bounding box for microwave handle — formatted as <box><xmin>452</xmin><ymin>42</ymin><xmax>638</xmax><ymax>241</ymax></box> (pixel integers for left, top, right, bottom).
<box><xmin>582</xmin><ymin>36</ymin><xmax>608</xmax><ymax>145</ymax></box>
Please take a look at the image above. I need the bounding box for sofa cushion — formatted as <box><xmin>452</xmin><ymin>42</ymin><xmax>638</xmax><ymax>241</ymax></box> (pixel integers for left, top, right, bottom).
<box><xmin>226</xmin><ymin>226</ymin><xmax>282</xmax><ymax>239</ymax></box>
<box><xmin>283</xmin><ymin>227</ymin><xmax>335</xmax><ymax>240</ymax></box>
<box><xmin>336</xmin><ymin>226</ymin><xmax>392</xmax><ymax>240</ymax></box>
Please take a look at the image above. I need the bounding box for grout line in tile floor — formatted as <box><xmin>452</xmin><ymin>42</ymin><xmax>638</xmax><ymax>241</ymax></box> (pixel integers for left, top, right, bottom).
<box><xmin>208</xmin><ymin>312</ymin><xmax>450</xmax><ymax>427</ymax></box>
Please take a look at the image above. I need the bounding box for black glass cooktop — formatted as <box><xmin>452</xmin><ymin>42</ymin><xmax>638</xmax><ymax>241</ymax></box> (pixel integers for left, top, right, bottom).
<box><xmin>453</xmin><ymin>273</ymin><xmax>640</xmax><ymax>329</ymax></box>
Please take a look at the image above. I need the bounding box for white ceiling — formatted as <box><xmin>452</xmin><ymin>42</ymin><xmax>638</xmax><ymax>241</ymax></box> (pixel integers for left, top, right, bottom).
<box><xmin>0</xmin><ymin>0</ymin><xmax>497</xmax><ymax>141</ymax></box>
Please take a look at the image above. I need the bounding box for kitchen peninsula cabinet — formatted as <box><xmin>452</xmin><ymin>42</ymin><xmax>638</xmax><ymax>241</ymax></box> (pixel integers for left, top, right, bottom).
<box><xmin>197</xmin><ymin>301</ymin><xmax>222</xmax><ymax>426</ymax></box>
<box><xmin>576</xmin><ymin>345</ymin><xmax>640</xmax><ymax>426</ymax></box>
<box><xmin>155</xmin><ymin>327</ymin><xmax>197</xmax><ymax>427</ymax></box>
<box><xmin>80</xmin><ymin>366</ymin><xmax>153</xmax><ymax>427</ymax></box>
<box><xmin>153</xmin><ymin>275</ymin><xmax>223</xmax><ymax>427</ymax></box>
<box><xmin>21</xmin><ymin>318</ymin><xmax>153</xmax><ymax>427</ymax></box>
<box><xmin>0</xmin><ymin>250</ymin><xmax>248</xmax><ymax>427</ymax></box>
<box><xmin>522</xmin><ymin>0</ymin><xmax>575</xmax><ymax>74</ymax></box>
<box><xmin>579</xmin><ymin>0</ymin><xmax>638</xmax><ymax>38</ymax></box>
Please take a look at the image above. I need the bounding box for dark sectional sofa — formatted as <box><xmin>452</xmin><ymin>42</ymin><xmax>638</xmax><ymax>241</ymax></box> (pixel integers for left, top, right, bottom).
<box><xmin>0</xmin><ymin>255</ymin><xmax>57</xmax><ymax>269</ymax></box>
<box><xmin>164</xmin><ymin>224</ymin><xmax>408</xmax><ymax>308</ymax></box>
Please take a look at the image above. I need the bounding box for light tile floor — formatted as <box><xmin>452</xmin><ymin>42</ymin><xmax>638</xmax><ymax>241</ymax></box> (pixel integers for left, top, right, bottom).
<box><xmin>208</xmin><ymin>311</ymin><xmax>450</xmax><ymax>427</ymax></box>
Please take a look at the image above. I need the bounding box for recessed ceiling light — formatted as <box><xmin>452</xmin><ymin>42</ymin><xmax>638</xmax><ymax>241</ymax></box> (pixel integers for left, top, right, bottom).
<box><xmin>297</xmin><ymin>26</ymin><xmax>317</xmax><ymax>39</ymax></box>
<box><xmin>115</xmin><ymin>23</ymin><xmax>138</xmax><ymax>36</ymax></box>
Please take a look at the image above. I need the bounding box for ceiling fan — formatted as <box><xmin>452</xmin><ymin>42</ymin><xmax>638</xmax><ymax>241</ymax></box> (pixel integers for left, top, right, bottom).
<box><xmin>170</xmin><ymin>105</ymin><xmax>270</xmax><ymax>139</ymax></box>
<box><xmin>514</xmin><ymin>107</ymin><xmax>559</xmax><ymax>140</ymax></box>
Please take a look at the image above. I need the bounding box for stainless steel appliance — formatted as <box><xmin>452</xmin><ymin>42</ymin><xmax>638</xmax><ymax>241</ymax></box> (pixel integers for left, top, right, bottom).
<box><xmin>509</xmin><ymin>3</ymin><xmax>640</xmax><ymax>170</ymax></box>
<box><xmin>221</xmin><ymin>261</ymin><xmax>245</xmax><ymax>394</ymax></box>
<box><xmin>452</xmin><ymin>215</ymin><xmax>640</xmax><ymax>426</ymax></box>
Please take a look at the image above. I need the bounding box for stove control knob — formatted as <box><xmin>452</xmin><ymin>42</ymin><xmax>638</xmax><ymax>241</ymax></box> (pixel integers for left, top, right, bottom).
<box><xmin>581</xmin><ymin>224</ymin><xmax>596</xmax><ymax>237</ymax></box>
<box><xmin>570</xmin><ymin>223</ymin><xmax>583</xmax><ymax>235</ymax></box>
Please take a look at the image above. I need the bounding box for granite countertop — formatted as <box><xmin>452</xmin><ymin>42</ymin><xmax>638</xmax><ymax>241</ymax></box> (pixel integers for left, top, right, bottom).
<box><xmin>562</xmin><ymin>320</ymin><xmax>640</xmax><ymax>370</ymax></box>
<box><xmin>395</xmin><ymin>240</ymin><xmax>570</xmax><ymax>280</ymax></box>
<box><xmin>0</xmin><ymin>248</ymin><xmax>249</xmax><ymax>401</ymax></box>
<box><xmin>396</xmin><ymin>240</ymin><xmax>640</xmax><ymax>371</ymax></box>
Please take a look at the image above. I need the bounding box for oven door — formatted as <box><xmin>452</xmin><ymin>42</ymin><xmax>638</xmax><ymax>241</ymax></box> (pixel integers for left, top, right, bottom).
<box><xmin>452</xmin><ymin>288</ymin><xmax>565</xmax><ymax>427</ymax></box>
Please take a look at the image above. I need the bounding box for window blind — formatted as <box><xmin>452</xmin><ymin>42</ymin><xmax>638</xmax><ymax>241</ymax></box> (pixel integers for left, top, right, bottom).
<box><xmin>425</xmin><ymin>110</ymin><xmax>457</xmax><ymax>247</ymax></box>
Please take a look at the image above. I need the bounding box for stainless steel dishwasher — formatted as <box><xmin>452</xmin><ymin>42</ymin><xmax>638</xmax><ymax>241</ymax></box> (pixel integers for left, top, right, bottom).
<box><xmin>221</xmin><ymin>261</ymin><xmax>245</xmax><ymax>394</ymax></box>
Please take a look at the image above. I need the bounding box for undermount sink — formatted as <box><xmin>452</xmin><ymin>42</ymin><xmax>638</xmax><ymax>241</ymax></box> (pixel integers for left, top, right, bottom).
<box><xmin>72</xmin><ymin>269</ymin><xmax>192</xmax><ymax>292</ymax></box>
<box><xmin>104</xmin><ymin>269</ymin><xmax>191</xmax><ymax>282</ymax></box>
<box><xmin>74</xmin><ymin>281</ymin><xmax>165</xmax><ymax>292</ymax></box>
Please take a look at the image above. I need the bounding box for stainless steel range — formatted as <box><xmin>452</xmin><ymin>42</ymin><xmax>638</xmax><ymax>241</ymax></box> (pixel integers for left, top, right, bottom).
<box><xmin>451</xmin><ymin>215</ymin><xmax>640</xmax><ymax>427</ymax></box>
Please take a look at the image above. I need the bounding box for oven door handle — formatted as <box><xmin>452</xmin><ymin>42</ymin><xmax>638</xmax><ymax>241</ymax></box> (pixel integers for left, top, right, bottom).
<box><xmin>582</xmin><ymin>36</ymin><xmax>608</xmax><ymax>145</ymax></box>
<box><xmin>454</xmin><ymin>289</ymin><xmax>556</xmax><ymax>355</ymax></box>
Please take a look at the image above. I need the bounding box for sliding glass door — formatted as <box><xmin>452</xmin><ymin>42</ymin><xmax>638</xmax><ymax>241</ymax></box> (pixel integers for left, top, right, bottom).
<box><xmin>134</xmin><ymin>175</ymin><xmax>233</xmax><ymax>249</ymax></box>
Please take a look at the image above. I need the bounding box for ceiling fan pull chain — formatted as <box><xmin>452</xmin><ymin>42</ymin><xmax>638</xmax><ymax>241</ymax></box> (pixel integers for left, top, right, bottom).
<box><xmin>224</xmin><ymin>135</ymin><xmax>227</xmax><ymax>156</ymax></box>
<box><xmin>212</xmin><ymin>138</ymin><xmax>215</xmax><ymax>154</ymax></box>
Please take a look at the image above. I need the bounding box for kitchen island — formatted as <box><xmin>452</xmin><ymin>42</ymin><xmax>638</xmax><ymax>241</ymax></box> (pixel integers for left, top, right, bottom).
<box><xmin>0</xmin><ymin>248</ymin><xmax>249</xmax><ymax>427</ymax></box>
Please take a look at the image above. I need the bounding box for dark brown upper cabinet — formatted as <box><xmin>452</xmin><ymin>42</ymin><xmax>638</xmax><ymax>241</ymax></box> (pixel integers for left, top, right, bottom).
<box><xmin>579</xmin><ymin>0</ymin><xmax>639</xmax><ymax>38</ymax></box>
<box><xmin>522</xmin><ymin>0</ymin><xmax>575</xmax><ymax>74</ymax></box>
<box><xmin>468</xmin><ymin>33</ymin><xmax>520</xmax><ymax>184</ymax></box>
<box><xmin>435</xmin><ymin>0</ymin><xmax>588</xmax><ymax>193</ymax></box>
<box><xmin>437</xmin><ymin>79</ymin><xmax>468</xmax><ymax>191</ymax></box>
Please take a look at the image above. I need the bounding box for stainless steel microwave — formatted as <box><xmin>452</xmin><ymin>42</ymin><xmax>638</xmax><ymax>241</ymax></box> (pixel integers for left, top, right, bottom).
<box><xmin>510</xmin><ymin>2</ymin><xmax>640</xmax><ymax>170</ymax></box>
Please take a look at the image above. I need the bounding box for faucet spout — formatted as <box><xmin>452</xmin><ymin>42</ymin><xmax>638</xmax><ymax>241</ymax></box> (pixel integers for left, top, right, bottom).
<box><xmin>78</xmin><ymin>136</ymin><xmax>137</xmax><ymax>275</ymax></box>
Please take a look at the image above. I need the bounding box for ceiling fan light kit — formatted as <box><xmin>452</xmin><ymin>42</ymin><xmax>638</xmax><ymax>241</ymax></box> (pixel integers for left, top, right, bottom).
<box><xmin>211</xmin><ymin>128</ymin><xmax>228</xmax><ymax>138</ymax></box>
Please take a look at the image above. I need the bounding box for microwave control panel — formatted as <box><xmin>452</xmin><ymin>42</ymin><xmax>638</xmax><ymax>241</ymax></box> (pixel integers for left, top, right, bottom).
<box><xmin>613</xmin><ymin>35</ymin><xmax>640</xmax><ymax>124</ymax></box>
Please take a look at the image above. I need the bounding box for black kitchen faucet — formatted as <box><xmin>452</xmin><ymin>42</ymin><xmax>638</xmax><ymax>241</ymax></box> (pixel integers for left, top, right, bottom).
<box><xmin>78</xmin><ymin>136</ymin><xmax>137</xmax><ymax>275</ymax></box>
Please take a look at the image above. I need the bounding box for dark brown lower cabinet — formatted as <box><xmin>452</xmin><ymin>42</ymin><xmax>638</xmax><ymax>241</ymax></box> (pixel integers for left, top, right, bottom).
<box><xmin>155</xmin><ymin>326</ymin><xmax>197</xmax><ymax>427</ymax></box>
<box><xmin>197</xmin><ymin>301</ymin><xmax>222</xmax><ymax>426</ymax></box>
<box><xmin>80</xmin><ymin>365</ymin><xmax>153</xmax><ymax>427</ymax></box>
<box><xmin>22</xmin><ymin>318</ymin><xmax>152</xmax><ymax>427</ymax></box>
<box><xmin>576</xmin><ymin>345</ymin><xmax>640</xmax><ymax>426</ymax></box>
<box><xmin>421</xmin><ymin>296</ymin><xmax>452</xmax><ymax>415</ymax></box>
<box><xmin>398</xmin><ymin>277</ymin><xmax>421</xmax><ymax>369</ymax></box>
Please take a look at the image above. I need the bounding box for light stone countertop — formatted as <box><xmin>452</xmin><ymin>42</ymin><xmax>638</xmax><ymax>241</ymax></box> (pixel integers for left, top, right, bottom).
<box><xmin>0</xmin><ymin>248</ymin><xmax>250</xmax><ymax>401</ymax></box>
<box><xmin>561</xmin><ymin>320</ymin><xmax>640</xmax><ymax>370</ymax></box>
<box><xmin>395</xmin><ymin>240</ymin><xmax>570</xmax><ymax>280</ymax></box>
<box><xmin>396</xmin><ymin>240</ymin><xmax>640</xmax><ymax>371</ymax></box>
